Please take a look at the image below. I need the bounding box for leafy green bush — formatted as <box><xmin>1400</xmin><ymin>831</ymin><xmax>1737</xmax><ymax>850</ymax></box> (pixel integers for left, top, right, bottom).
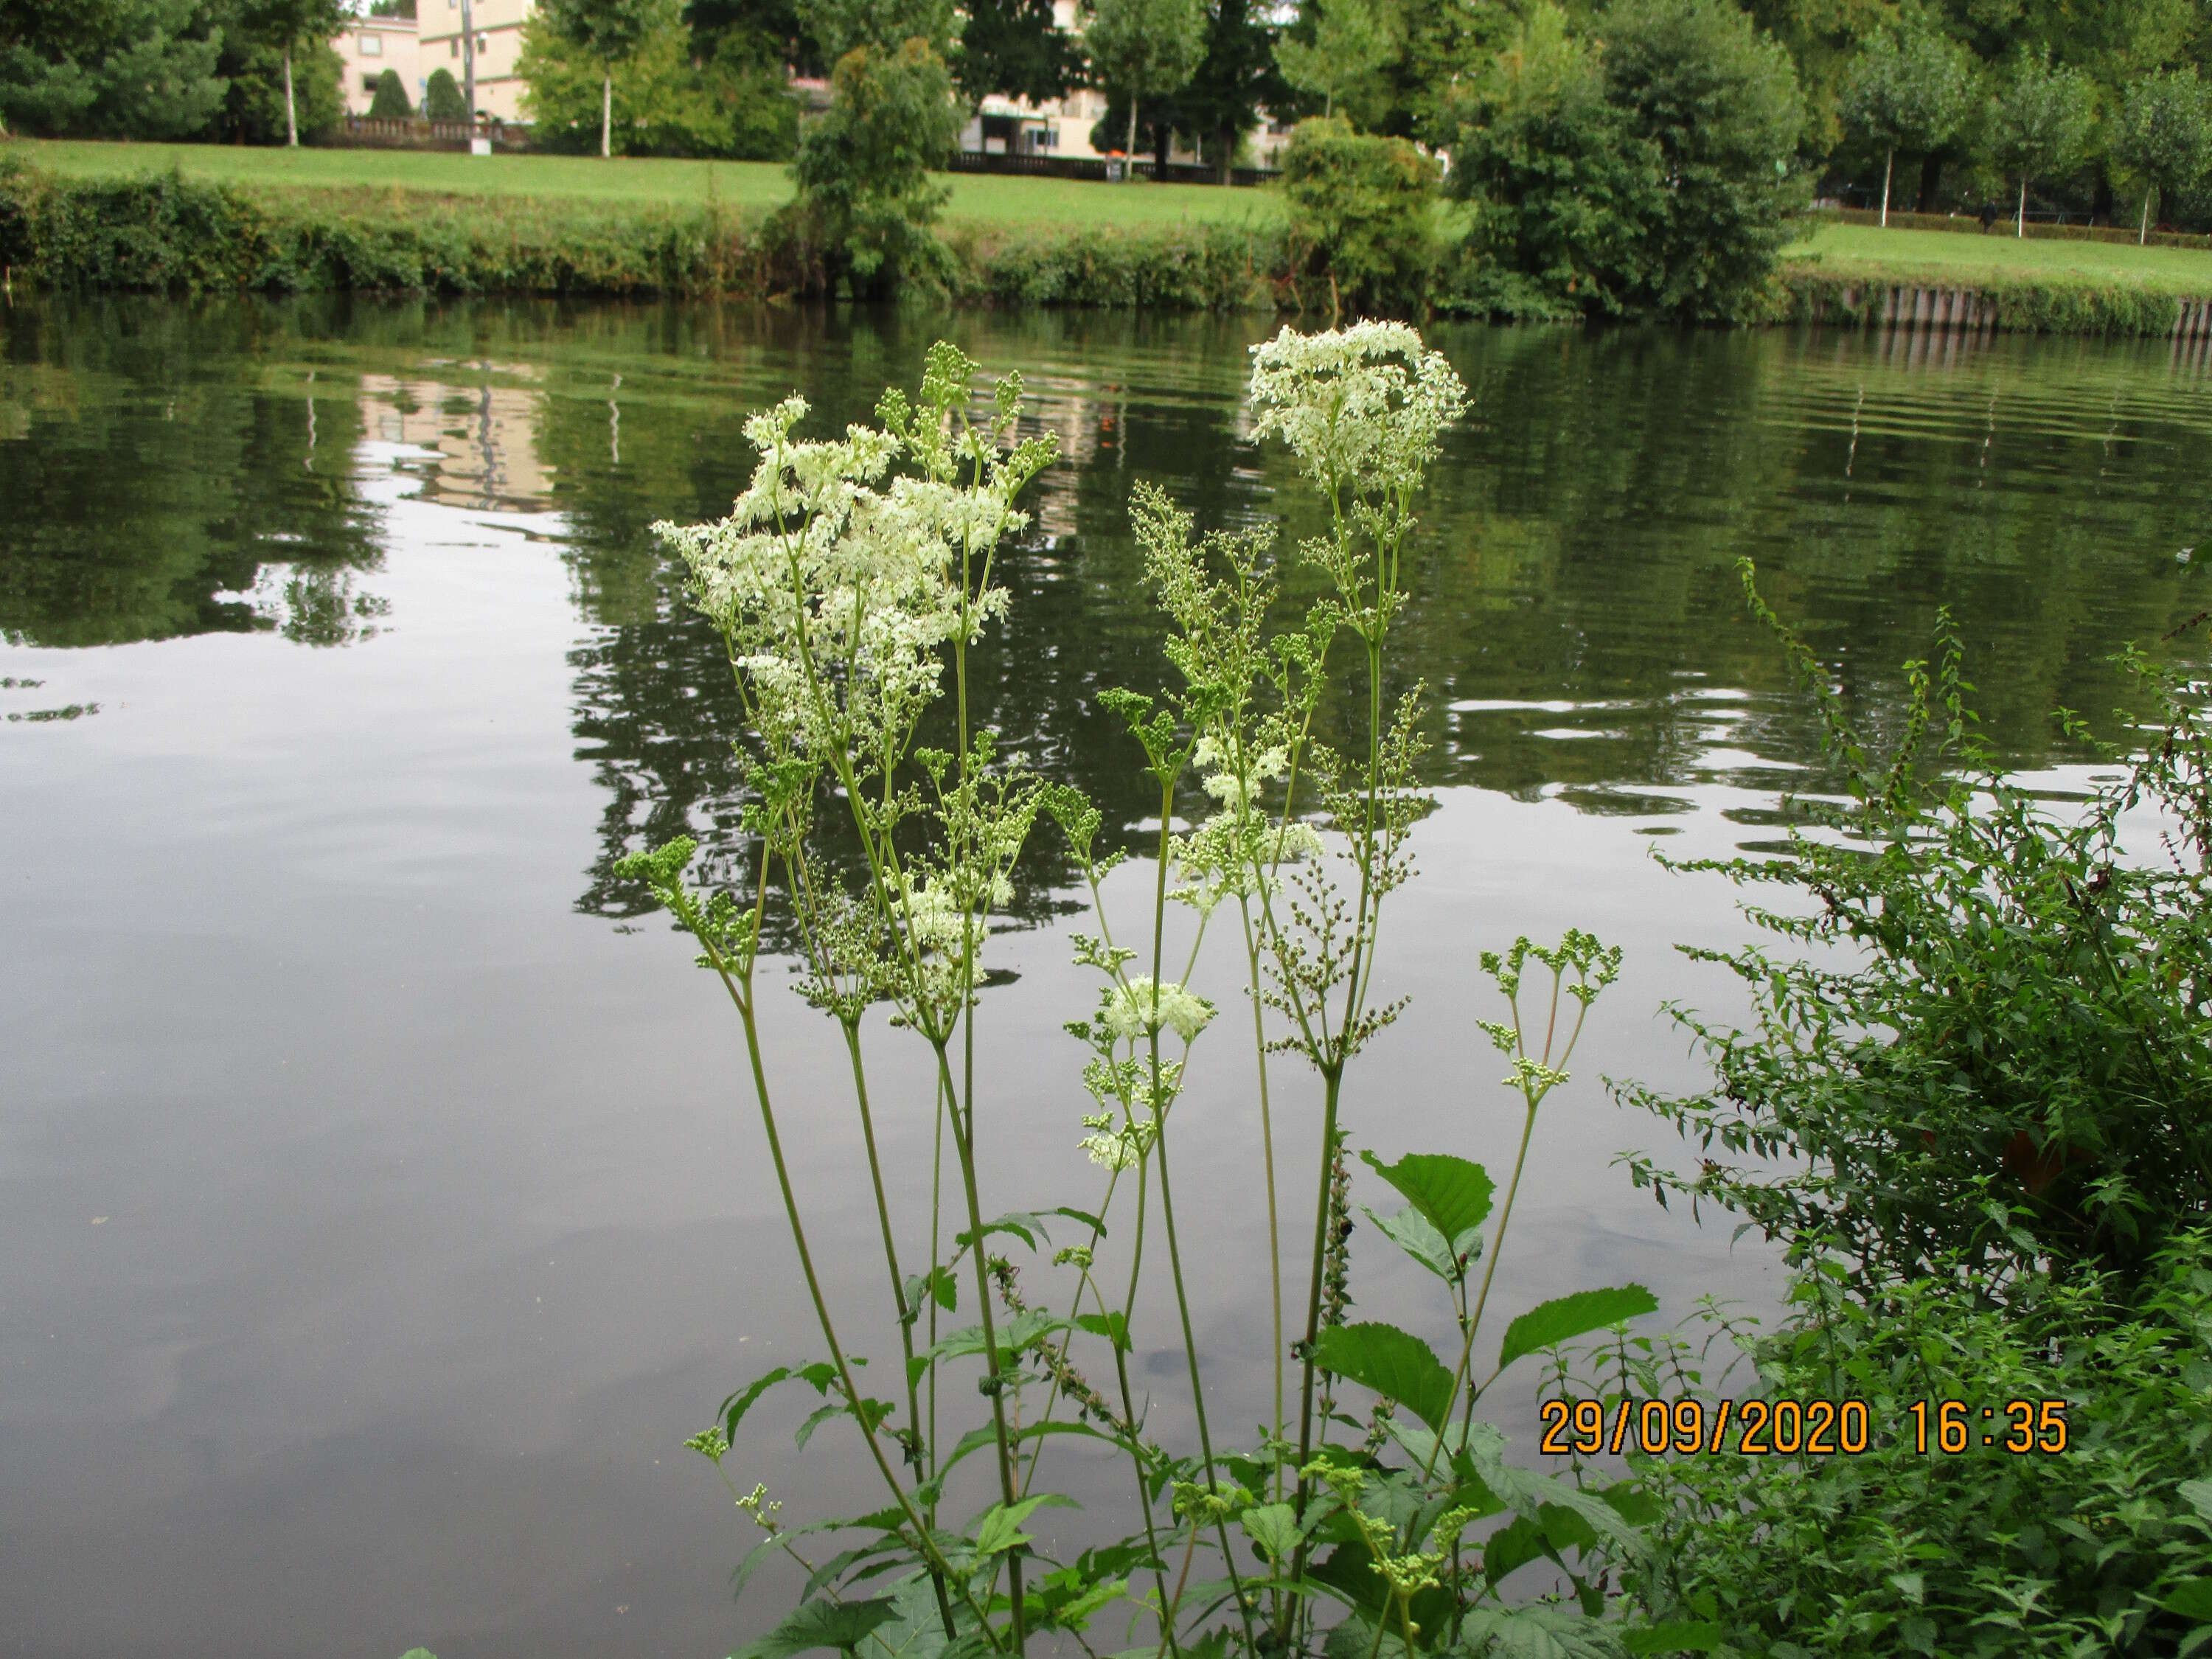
<box><xmin>1279</xmin><ymin>115</ymin><xmax>1439</xmax><ymax>319</ymax></box>
<box><xmin>1596</xmin><ymin>1234</ymin><xmax>2212</xmax><ymax>1658</ymax></box>
<box><xmin>1620</xmin><ymin>568</ymin><xmax>2212</xmax><ymax>1293</ymax></box>
<box><xmin>777</xmin><ymin>37</ymin><xmax>960</xmax><ymax>297</ymax></box>
<box><xmin>422</xmin><ymin>67</ymin><xmax>467</xmax><ymax>122</ymax></box>
<box><xmin>1446</xmin><ymin>5</ymin><xmax>1660</xmax><ymax>320</ymax></box>
<box><xmin>1448</xmin><ymin>0</ymin><xmax>1804</xmax><ymax>322</ymax></box>
<box><xmin>972</xmin><ymin>221</ymin><xmax>1281</xmax><ymax>308</ymax></box>
<box><xmin>366</xmin><ymin>68</ymin><xmax>413</xmax><ymax>120</ymax></box>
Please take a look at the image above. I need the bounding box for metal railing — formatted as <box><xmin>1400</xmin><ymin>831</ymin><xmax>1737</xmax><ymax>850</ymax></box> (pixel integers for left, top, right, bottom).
<box><xmin>946</xmin><ymin>150</ymin><xmax>1278</xmax><ymax>187</ymax></box>
<box><xmin>338</xmin><ymin>116</ymin><xmax>532</xmax><ymax>152</ymax></box>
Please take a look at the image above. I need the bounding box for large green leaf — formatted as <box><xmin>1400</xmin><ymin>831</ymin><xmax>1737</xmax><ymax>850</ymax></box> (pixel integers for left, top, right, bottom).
<box><xmin>733</xmin><ymin>1596</ymin><xmax>900</xmax><ymax>1659</ymax></box>
<box><xmin>1459</xmin><ymin>1606</ymin><xmax>1627</xmax><ymax>1658</ymax></box>
<box><xmin>1363</xmin><ymin>1204</ymin><xmax>1463</xmax><ymax>1281</ymax></box>
<box><xmin>1621</xmin><ymin>1622</ymin><xmax>1724</xmax><ymax>1655</ymax></box>
<box><xmin>1311</xmin><ymin>1321</ymin><xmax>1455</xmax><ymax>1430</ymax></box>
<box><xmin>2164</xmin><ymin>1579</ymin><xmax>2212</xmax><ymax>1621</ymax></box>
<box><xmin>1239</xmin><ymin>1502</ymin><xmax>1305</xmax><ymax>1563</ymax></box>
<box><xmin>1497</xmin><ymin>1285</ymin><xmax>1658</xmax><ymax>1373</ymax></box>
<box><xmin>1360</xmin><ymin>1151</ymin><xmax>1494</xmax><ymax>1245</ymax></box>
<box><xmin>971</xmin><ymin>1492</ymin><xmax>1078</xmax><ymax>1556</ymax></box>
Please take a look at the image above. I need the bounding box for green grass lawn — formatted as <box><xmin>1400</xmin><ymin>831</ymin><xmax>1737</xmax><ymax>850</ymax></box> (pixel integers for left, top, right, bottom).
<box><xmin>1</xmin><ymin>138</ymin><xmax>1280</xmax><ymax>229</ymax></box>
<box><xmin>1784</xmin><ymin>218</ymin><xmax>2212</xmax><ymax>296</ymax></box>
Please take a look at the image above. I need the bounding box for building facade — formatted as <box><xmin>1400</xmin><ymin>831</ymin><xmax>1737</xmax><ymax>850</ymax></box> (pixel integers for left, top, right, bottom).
<box><xmin>953</xmin><ymin>0</ymin><xmax>1289</xmax><ymax>168</ymax></box>
<box><xmin>417</xmin><ymin>0</ymin><xmax>538</xmax><ymax>122</ymax></box>
<box><xmin>335</xmin><ymin>12</ymin><xmax>419</xmax><ymax>116</ymax></box>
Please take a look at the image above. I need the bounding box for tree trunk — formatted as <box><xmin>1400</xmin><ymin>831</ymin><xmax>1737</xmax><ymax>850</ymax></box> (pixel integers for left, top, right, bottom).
<box><xmin>1125</xmin><ymin>97</ymin><xmax>1138</xmax><ymax>180</ymax></box>
<box><xmin>2140</xmin><ymin>187</ymin><xmax>2152</xmax><ymax>245</ymax></box>
<box><xmin>1879</xmin><ymin>148</ymin><xmax>1893</xmax><ymax>226</ymax></box>
<box><xmin>282</xmin><ymin>48</ymin><xmax>298</xmax><ymax>147</ymax></box>
<box><xmin>601</xmin><ymin>72</ymin><xmax>612</xmax><ymax>158</ymax></box>
<box><xmin>2017</xmin><ymin>175</ymin><xmax>2026</xmax><ymax>238</ymax></box>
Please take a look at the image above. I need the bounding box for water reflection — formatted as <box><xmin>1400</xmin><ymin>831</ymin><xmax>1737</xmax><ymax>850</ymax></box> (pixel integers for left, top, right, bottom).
<box><xmin>4</xmin><ymin>295</ymin><xmax>2210</xmax><ymax>1659</ymax></box>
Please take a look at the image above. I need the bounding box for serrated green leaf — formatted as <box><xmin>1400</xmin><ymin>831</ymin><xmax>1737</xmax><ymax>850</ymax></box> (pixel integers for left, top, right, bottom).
<box><xmin>1312</xmin><ymin>1321</ymin><xmax>1455</xmax><ymax>1431</ymax></box>
<box><xmin>720</xmin><ymin>1365</ymin><xmax>805</xmax><ymax>1439</ymax></box>
<box><xmin>940</xmin><ymin>1419</ymin><xmax>1119</xmax><ymax>1478</ymax></box>
<box><xmin>1075</xmin><ymin>1310</ymin><xmax>1131</xmax><ymax>1351</ymax></box>
<box><xmin>2181</xmin><ymin>1479</ymin><xmax>2212</xmax><ymax>1524</ymax></box>
<box><xmin>1622</xmin><ymin>1621</ymin><xmax>1724</xmax><ymax>1655</ymax></box>
<box><xmin>2164</xmin><ymin>1579</ymin><xmax>2212</xmax><ymax>1621</ymax></box>
<box><xmin>732</xmin><ymin>1596</ymin><xmax>899</xmax><ymax>1659</ymax></box>
<box><xmin>1360</xmin><ymin>1150</ymin><xmax>1495</xmax><ymax>1245</ymax></box>
<box><xmin>1239</xmin><ymin>1502</ymin><xmax>1304</xmax><ymax>1563</ymax></box>
<box><xmin>1497</xmin><ymin>1285</ymin><xmax>1659</xmax><ymax>1373</ymax></box>
<box><xmin>972</xmin><ymin>1492</ymin><xmax>1079</xmax><ymax>1556</ymax></box>
<box><xmin>1483</xmin><ymin>1514</ymin><xmax>1553</xmax><ymax>1585</ymax></box>
<box><xmin>1363</xmin><ymin>1204</ymin><xmax>1461</xmax><ymax>1281</ymax></box>
<box><xmin>1459</xmin><ymin>1604</ymin><xmax>1627</xmax><ymax>1658</ymax></box>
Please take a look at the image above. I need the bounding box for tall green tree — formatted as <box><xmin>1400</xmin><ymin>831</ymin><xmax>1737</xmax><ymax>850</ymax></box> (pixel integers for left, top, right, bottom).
<box><xmin>1082</xmin><ymin>0</ymin><xmax>1206</xmax><ymax>173</ymax></box>
<box><xmin>955</xmin><ymin>0</ymin><xmax>1082</xmax><ymax>108</ymax></box>
<box><xmin>796</xmin><ymin>0</ymin><xmax>954</xmax><ymax>59</ymax></box>
<box><xmin>1274</xmin><ymin>0</ymin><xmax>1393</xmax><ymax>125</ymax></box>
<box><xmin>0</xmin><ymin>0</ymin><xmax>226</xmax><ymax>138</ymax></box>
<box><xmin>1837</xmin><ymin>29</ymin><xmax>1975</xmax><ymax>224</ymax></box>
<box><xmin>1447</xmin><ymin>1</ymin><xmax>1662</xmax><ymax>317</ymax></box>
<box><xmin>2111</xmin><ymin>67</ymin><xmax>2211</xmax><ymax>242</ymax></box>
<box><xmin>1601</xmin><ymin>0</ymin><xmax>1804</xmax><ymax>316</ymax></box>
<box><xmin>539</xmin><ymin>0</ymin><xmax>662</xmax><ymax>155</ymax></box>
<box><xmin>235</xmin><ymin>0</ymin><xmax>347</xmax><ymax>146</ymax></box>
<box><xmin>1985</xmin><ymin>51</ymin><xmax>2095</xmax><ymax>235</ymax></box>
<box><xmin>783</xmin><ymin>35</ymin><xmax>960</xmax><ymax>293</ymax></box>
<box><xmin>1153</xmin><ymin>0</ymin><xmax>1282</xmax><ymax>178</ymax></box>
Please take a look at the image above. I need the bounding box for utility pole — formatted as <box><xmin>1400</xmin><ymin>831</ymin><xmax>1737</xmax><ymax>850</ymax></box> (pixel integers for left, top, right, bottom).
<box><xmin>460</xmin><ymin>0</ymin><xmax>478</xmax><ymax>133</ymax></box>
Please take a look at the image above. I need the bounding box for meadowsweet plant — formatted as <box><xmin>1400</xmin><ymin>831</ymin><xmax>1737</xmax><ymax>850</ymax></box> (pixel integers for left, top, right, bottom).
<box><xmin>620</xmin><ymin>324</ymin><xmax>1667</xmax><ymax>1659</ymax></box>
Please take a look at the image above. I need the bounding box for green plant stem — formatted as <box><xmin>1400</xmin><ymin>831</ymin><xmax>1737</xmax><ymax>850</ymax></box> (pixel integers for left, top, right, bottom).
<box><xmin>1428</xmin><ymin>1097</ymin><xmax>1539</xmax><ymax>1478</ymax></box>
<box><xmin>682</xmin><ymin>888</ymin><xmax>993</xmax><ymax>1646</ymax></box>
<box><xmin>1108</xmin><ymin>1074</ymin><xmax>1182</xmax><ymax>1649</ymax></box>
<box><xmin>935</xmin><ymin>1037</ymin><xmax>1026</xmax><ymax>1652</ymax></box>
<box><xmin>841</xmin><ymin>1019</ymin><xmax>928</xmax><ymax>1458</ymax></box>
<box><xmin>1236</xmin><ymin>892</ymin><xmax>1286</xmax><ymax>1503</ymax></box>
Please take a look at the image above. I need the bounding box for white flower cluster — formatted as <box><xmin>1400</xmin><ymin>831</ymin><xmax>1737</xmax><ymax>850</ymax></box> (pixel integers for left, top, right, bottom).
<box><xmin>898</xmin><ymin>870</ymin><xmax>1015</xmax><ymax>956</ymax></box>
<box><xmin>1099</xmin><ymin>975</ymin><xmax>1217</xmax><ymax>1043</ymax></box>
<box><xmin>1078</xmin><ymin>1110</ymin><xmax>1156</xmax><ymax>1172</ymax></box>
<box><xmin>1246</xmin><ymin>321</ymin><xmax>1470</xmax><ymax>498</ymax></box>
<box><xmin>651</xmin><ymin>392</ymin><xmax>1032</xmax><ymax>769</ymax></box>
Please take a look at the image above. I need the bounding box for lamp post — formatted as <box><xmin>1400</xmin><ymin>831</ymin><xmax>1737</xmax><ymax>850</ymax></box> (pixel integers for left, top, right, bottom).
<box><xmin>460</xmin><ymin>0</ymin><xmax>478</xmax><ymax>137</ymax></box>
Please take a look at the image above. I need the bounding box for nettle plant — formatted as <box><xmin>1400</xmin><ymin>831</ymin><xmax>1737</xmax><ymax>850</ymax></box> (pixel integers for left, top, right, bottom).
<box><xmin>620</xmin><ymin>324</ymin><xmax>1665</xmax><ymax>1659</ymax></box>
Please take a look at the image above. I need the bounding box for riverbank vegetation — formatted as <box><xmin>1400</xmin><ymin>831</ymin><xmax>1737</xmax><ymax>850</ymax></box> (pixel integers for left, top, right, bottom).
<box><xmin>1598</xmin><ymin>568</ymin><xmax>2212</xmax><ymax>1655</ymax></box>
<box><xmin>607</xmin><ymin>324</ymin><xmax>2212</xmax><ymax>1658</ymax></box>
<box><xmin>12</xmin><ymin>0</ymin><xmax>2212</xmax><ymax>323</ymax></box>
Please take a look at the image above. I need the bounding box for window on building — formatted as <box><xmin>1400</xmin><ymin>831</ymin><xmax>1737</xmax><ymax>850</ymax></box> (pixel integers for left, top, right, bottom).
<box><xmin>360</xmin><ymin>32</ymin><xmax>381</xmax><ymax>55</ymax></box>
<box><xmin>449</xmin><ymin>38</ymin><xmax>458</xmax><ymax>55</ymax></box>
<box><xmin>364</xmin><ymin>74</ymin><xmax>380</xmax><ymax>93</ymax></box>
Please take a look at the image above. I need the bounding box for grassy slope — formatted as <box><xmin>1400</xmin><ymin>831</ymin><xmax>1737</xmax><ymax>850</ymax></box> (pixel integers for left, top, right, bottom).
<box><xmin>1784</xmin><ymin>218</ymin><xmax>2212</xmax><ymax>297</ymax></box>
<box><xmin>0</xmin><ymin>138</ymin><xmax>1280</xmax><ymax>229</ymax></box>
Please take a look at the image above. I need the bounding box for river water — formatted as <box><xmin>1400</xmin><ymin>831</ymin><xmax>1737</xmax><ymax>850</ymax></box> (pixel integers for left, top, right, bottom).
<box><xmin>2</xmin><ymin>299</ymin><xmax>2207</xmax><ymax>1659</ymax></box>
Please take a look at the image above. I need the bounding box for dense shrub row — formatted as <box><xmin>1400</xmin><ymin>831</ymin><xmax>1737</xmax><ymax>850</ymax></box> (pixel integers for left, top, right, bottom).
<box><xmin>1</xmin><ymin>159</ymin><xmax>2204</xmax><ymax>337</ymax></box>
<box><xmin>1588</xmin><ymin>575</ymin><xmax>2212</xmax><ymax>1656</ymax></box>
